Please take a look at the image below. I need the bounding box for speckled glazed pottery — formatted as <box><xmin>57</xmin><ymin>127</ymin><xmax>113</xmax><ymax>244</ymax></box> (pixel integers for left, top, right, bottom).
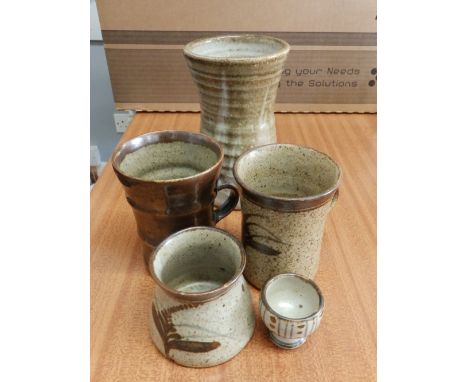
<box><xmin>112</xmin><ymin>131</ymin><xmax>239</xmax><ymax>266</ymax></box>
<box><xmin>148</xmin><ymin>227</ymin><xmax>255</xmax><ymax>367</ymax></box>
<box><xmin>183</xmin><ymin>35</ymin><xmax>290</xmax><ymax>181</ymax></box>
<box><xmin>233</xmin><ymin>144</ymin><xmax>341</xmax><ymax>289</ymax></box>
<box><xmin>260</xmin><ymin>273</ymin><xmax>324</xmax><ymax>349</ymax></box>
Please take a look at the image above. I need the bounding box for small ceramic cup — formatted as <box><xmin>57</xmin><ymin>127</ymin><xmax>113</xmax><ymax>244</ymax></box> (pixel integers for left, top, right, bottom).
<box><xmin>233</xmin><ymin>143</ymin><xmax>341</xmax><ymax>288</ymax></box>
<box><xmin>112</xmin><ymin>131</ymin><xmax>239</xmax><ymax>266</ymax></box>
<box><xmin>260</xmin><ymin>273</ymin><xmax>324</xmax><ymax>349</ymax></box>
<box><xmin>149</xmin><ymin>226</ymin><xmax>255</xmax><ymax>368</ymax></box>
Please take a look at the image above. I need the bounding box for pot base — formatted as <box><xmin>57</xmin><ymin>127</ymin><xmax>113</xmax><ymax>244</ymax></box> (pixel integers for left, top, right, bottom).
<box><xmin>269</xmin><ymin>332</ymin><xmax>306</xmax><ymax>349</ymax></box>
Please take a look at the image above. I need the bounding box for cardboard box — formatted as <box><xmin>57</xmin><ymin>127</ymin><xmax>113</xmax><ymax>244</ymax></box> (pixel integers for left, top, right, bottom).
<box><xmin>97</xmin><ymin>0</ymin><xmax>376</xmax><ymax>112</ymax></box>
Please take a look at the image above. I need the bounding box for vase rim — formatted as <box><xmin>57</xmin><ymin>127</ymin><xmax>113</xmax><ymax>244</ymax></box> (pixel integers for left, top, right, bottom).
<box><xmin>149</xmin><ymin>227</ymin><xmax>247</xmax><ymax>302</ymax></box>
<box><xmin>183</xmin><ymin>34</ymin><xmax>290</xmax><ymax>64</ymax></box>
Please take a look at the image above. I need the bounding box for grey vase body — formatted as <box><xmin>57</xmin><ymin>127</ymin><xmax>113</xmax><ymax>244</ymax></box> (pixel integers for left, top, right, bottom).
<box><xmin>184</xmin><ymin>35</ymin><xmax>290</xmax><ymax>181</ymax></box>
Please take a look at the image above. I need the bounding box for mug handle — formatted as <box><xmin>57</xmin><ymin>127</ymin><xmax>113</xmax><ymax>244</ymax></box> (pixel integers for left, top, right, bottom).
<box><xmin>213</xmin><ymin>183</ymin><xmax>240</xmax><ymax>223</ymax></box>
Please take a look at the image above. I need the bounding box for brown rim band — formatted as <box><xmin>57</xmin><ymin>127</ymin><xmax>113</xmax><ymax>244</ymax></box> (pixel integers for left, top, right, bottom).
<box><xmin>240</xmin><ymin>187</ymin><xmax>338</xmax><ymax>212</ymax></box>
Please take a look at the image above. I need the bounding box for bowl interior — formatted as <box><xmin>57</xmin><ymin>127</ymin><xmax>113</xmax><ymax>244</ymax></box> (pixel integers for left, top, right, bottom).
<box><xmin>265</xmin><ymin>275</ymin><xmax>321</xmax><ymax>319</ymax></box>
<box><xmin>235</xmin><ymin>144</ymin><xmax>340</xmax><ymax>199</ymax></box>
<box><xmin>118</xmin><ymin>140</ymin><xmax>218</xmax><ymax>181</ymax></box>
<box><xmin>186</xmin><ymin>35</ymin><xmax>288</xmax><ymax>59</ymax></box>
<box><xmin>153</xmin><ymin>229</ymin><xmax>242</xmax><ymax>294</ymax></box>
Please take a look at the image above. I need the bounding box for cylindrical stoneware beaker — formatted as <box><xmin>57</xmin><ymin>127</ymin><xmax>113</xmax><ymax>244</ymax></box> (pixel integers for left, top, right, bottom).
<box><xmin>183</xmin><ymin>35</ymin><xmax>290</xmax><ymax>181</ymax></box>
<box><xmin>112</xmin><ymin>131</ymin><xmax>239</xmax><ymax>266</ymax></box>
<box><xmin>233</xmin><ymin>144</ymin><xmax>341</xmax><ymax>289</ymax></box>
<box><xmin>149</xmin><ymin>227</ymin><xmax>255</xmax><ymax>368</ymax></box>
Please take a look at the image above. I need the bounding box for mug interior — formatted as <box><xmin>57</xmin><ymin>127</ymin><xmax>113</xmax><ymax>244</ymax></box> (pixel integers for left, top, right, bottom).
<box><xmin>117</xmin><ymin>138</ymin><xmax>219</xmax><ymax>181</ymax></box>
<box><xmin>265</xmin><ymin>275</ymin><xmax>321</xmax><ymax>319</ymax></box>
<box><xmin>153</xmin><ymin>228</ymin><xmax>243</xmax><ymax>294</ymax></box>
<box><xmin>185</xmin><ymin>35</ymin><xmax>289</xmax><ymax>59</ymax></box>
<box><xmin>235</xmin><ymin>144</ymin><xmax>340</xmax><ymax>199</ymax></box>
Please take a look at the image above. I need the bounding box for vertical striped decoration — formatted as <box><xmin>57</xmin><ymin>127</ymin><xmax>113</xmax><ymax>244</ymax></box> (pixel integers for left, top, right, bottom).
<box><xmin>259</xmin><ymin>300</ymin><xmax>323</xmax><ymax>341</ymax></box>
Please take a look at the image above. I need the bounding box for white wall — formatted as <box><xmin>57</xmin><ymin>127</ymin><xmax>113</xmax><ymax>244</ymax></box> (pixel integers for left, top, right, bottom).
<box><xmin>90</xmin><ymin>0</ymin><xmax>122</xmax><ymax>161</ymax></box>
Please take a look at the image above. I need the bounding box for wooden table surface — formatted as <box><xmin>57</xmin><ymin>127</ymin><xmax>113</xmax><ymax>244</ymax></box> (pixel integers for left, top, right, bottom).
<box><xmin>91</xmin><ymin>112</ymin><xmax>376</xmax><ymax>382</ymax></box>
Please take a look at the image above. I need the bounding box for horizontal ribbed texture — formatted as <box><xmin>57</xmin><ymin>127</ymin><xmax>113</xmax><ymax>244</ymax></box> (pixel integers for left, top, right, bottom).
<box><xmin>185</xmin><ymin>53</ymin><xmax>287</xmax><ymax>179</ymax></box>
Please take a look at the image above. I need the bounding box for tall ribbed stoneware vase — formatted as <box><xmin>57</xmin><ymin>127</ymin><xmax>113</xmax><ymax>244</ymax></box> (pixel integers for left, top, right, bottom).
<box><xmin>184</xmin><ymin>35</ymin><xmax>290</xmax><ymax>181</ymax></box>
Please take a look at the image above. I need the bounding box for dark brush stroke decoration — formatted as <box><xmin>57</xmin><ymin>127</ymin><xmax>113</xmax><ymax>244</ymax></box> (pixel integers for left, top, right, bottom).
<box><xmin>243</xmin><ymin>213</ymin><xmax>290</xmax><ymax>256</ymax></box>
<box><xmin>152</xmin><ymin>303</ymin><xmax>221</xmax><ymax>355</ymax></box>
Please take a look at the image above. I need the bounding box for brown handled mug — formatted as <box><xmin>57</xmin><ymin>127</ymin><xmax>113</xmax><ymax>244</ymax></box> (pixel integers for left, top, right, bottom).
<box><xmin>112</xmin><ymin>130</ymin><xmax>239</xmax><ymax>267</ymax></box>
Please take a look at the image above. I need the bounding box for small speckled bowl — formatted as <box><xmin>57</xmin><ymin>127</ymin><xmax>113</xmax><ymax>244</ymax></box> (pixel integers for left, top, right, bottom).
<box><xmin>260</xmin><ymin>273</ymin><xmax>324</xmax><ymax>349</ymax></box>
